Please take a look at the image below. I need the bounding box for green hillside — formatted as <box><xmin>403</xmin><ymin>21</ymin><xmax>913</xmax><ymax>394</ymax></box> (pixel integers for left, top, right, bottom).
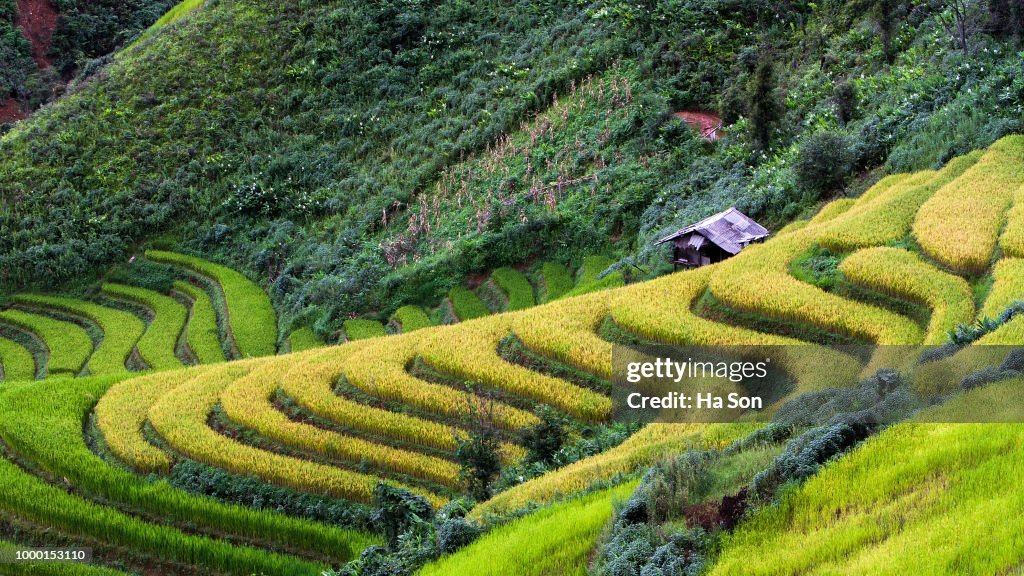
<box><xmin>1</xmin><ymin>0</ymin><xmax>1022</xmax><ymax>337</ymax></box>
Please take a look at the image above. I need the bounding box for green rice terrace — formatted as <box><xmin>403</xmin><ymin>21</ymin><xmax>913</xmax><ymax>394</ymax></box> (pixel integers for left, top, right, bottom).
<box><xmin>1</xmin><ymin>136</ymin><xmax>1024</xmax><ymax>574</ymax></box>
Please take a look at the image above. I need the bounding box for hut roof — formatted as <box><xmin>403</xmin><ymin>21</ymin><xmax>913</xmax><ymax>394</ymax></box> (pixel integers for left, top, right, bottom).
<box><xmin>656</xmin><ymin>207</ymin><xmax>769</xmax><ymax>254</ymax></box>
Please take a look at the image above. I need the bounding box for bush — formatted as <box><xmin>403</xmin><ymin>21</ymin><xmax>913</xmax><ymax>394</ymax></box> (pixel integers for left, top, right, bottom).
<box><xmin>520</xmin><ymin>406</ymin><xmax>568</xmax><ymax>465</ymax></box>
<box><xmin>455</xmin><ymin>427</ymin><xmax>502</xmax><ymax>501</ymax></box>
<box><xmin>795</xmin><ymin>132</ymin><xmax>855</xmax><ymax>196</ymax></box>
<box><xmin>371</xmin><ymin>483</ymin><xmax>434</xmax><ymax>550</ymax></box>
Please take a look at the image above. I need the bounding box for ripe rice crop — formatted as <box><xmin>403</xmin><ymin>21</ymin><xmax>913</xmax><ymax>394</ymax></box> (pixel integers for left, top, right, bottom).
<box><xmin>172</xmin><ymin>281</ymin><xmax>226</xmax><ymax>364</ymax></box>
<box><xmin>0</xmin><ymin>377</ymin><xmax>377</xmax><ymax>563</ymax></box>
<box><xmin>510</xmin><ymin>291</ymin><xmax>613</xmax><ymax>378</ymax></box>
<box><xmin>490</xmin><ymin>267</ymin><xmax>535</xmax><ymax>310</ymax></box>
<box><xmin>806</xmin><ymin>197</ymin><xmax>855</xmax><ymax>225</ymax></box>
<box><xmin>816</xmin><ymin>152</ymin><xmax>979</xmax><ymax>251</ymax></box>
<box><xmin>913</xmin><ymin>136</ymin><xmax>1024</xmax><ymax>274</ymax></box>
<box><xmin>12</xmin><ymin>294</ymin><xmax>142</xmax><ymax>376</ymax></box>
<box><xmin>102</xmin><ymin>283</ymin><xmax>187</xmax><ymax>370</ymax></box>
<box><xmin>980</xmin><ymin>258</ymin><xmax>1024</xmax><ymax>319</ymax></box>
<box><xmin>419</xmin><ymin>317</ymin><xmax>613</xmax><ymax>421</ymax></box>
<box><xmin>709</xmin><ymin>234</ymin><xmax>923</xmax><ymax>344</ymax></box>
<box><xmin>608</xmin><ymin>266</ymin><xmax>862</xmax><ymax>394</ymax></box>
<box><xmin>998</xmin><ymin>184</ymin><xmax>1024</xmax><ymax>258</ymax></box>
<box><xmin>277</xmin><ymin>346</ymin><xmax>510</xmax><ymax>457</ymax></box>
<box><xmin>0</xmin><ymin>309</ymin><xmax>93</xmax><ymax>376</ymax></box>
<box><xmin>147</xmin><ymin>360</ymin><xmax>444</xmax><ymax>505</ymax></box>
<box><xmin>96</xmin><ymin>365</ymin><xmax>212</xmax><ymax>473</ymax></box>
<box><xmin>539</xmin><ymin>262</ymin><xmax>574</xmax><ymax>302</ymax></box>
<box><xmin>287</xmin><ymin>326</ymin><xmax>323</xmax><ymax>352</ymax></box>
<box><xmin>422</xmin><ymin>482</ymin><xmax>638</xmax><ymax>576</ymax></box>
<box><xmin>839</xmin><ymin>247</ymin><xmax>974</xmax><ymax>344</ymax></box>
<box><xmin>449</xmin><ymin>286</ymin><xmax>490</xmax><ymax>321</ymax></box>
<box><xmin>146</xmin><ymin>251</ymin><xmax>277</xmax><ymax>358</ymax></box>
<box><xmin>344</xmin><ymin>332</ymin><xmax>537</xmax><ymax>430</ymax></box>
<box><xmin>0</xmin><ymin>337</ymin><xmax>34</xmax><ymax>381</ymax></box>
<box><xmin>392</xmin><ymin>305</ymin><xmax>432</xmax><ymax>332</ymax></box>
<box><xmin>342</xmin><ymin>319</ymin><xmax>387</xmax><ymax>341</ymax></box>
<box><xmin>218</xmin><ymin>352</ymin><xmax>463</xmax><ymax>486</ymax></box>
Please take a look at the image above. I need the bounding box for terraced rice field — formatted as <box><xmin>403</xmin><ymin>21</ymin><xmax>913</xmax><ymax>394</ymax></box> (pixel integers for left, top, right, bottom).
<box><xmin>3</xmin><ymin>138</ymin><xmax>1024</xmax><ymax>573</ymax></box>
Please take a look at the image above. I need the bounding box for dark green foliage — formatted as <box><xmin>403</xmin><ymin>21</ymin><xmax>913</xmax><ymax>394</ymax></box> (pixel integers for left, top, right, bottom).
<box><xmin>796</xmin><ymin>132</ymin><xmax>856</xmax><ymax>196</ymax></box>
<box><xmin>370</xmin><ymin>483</ymin><xmax>434</xmax><ymax>550</ymax></box>
<box><xmin>166</xmin><ymin>459</ymin><xmax>375</xmax><ymax>531</ymax></box>
<box><xmin>3</xmin><ymin>0</ymin><xmax>1024</xmax><ymax>339</ymax></box>
<box><xmin>773</xmin><ymin>369</ymin><xmax>921</xmax><ymax>427</ymax></box>
<box><xmin>959</xmin><ymin>365</ymin><xmax>1017</xmax><ymax>390</ymax></box>
<box><xmin>791</xmin><ymin>245</ymin><xmax>842</xmax><ymax>291</ymax></box>
<box><xmin>494</xmin><ymin>422</ymin><xmax>638</xmax><ymax>492</ymax></box>
<box><xmin>832</xmin><ymin>80</ymin><xmax>858</xmax><ymax>125</ymax></box>
<box><xmin>49</xmin><ymin>0</ymin><xmax>177</xmax><ymax>74</ymax></box>
<box><xmin>750</xmin><ymin>419</ymin><xmax>876</xmax><ymax>502</ymax></box>
<box><xmin>520</xmin><ymin>406</ymin><xmax>568</xmax><ymax>466</ymax></box>
<box><xmin>747</xmin><ymin>57</ymin><xmax>782</xmax><ymax>151</ymax></box>
<box><xmin>334</xmin><ymin>499</ymin><xmax>481</xmax><ymax>576</ymax></box>
<box><xmin>455</xmin><ymin>427</ymin><xmax>502</xmax><ymax>502</ymax></box>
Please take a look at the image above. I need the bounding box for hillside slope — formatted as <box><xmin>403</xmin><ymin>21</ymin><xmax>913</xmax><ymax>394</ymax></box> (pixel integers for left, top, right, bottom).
<box><xmin>2</xmin><ymin>0</ymin><xmax>1023</xmax><ymax>339</ymax></box>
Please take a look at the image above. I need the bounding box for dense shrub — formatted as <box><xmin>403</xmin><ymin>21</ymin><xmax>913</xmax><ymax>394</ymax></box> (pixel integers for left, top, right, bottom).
<box><xmin>795</xmin><ymin>132</ymin><xmax>856</xmax><ymax>196</ymax></box>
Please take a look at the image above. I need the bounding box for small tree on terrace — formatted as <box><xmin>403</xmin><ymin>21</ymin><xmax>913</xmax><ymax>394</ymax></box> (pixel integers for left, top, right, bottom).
<box><xmin>455</xmin><ymin>389</ymin><xmax>503</xmax><ymax>501</ymax></box>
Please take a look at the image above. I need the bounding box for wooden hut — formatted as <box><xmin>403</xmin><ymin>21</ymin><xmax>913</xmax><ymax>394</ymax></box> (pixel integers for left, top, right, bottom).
<box><xmin>657</xmin><ymin>207</ymin><xmax>768</xmax><ymax>269</ymax></box>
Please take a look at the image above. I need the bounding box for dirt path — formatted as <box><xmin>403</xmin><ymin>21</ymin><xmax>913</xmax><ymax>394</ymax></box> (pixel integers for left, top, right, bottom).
<box><xmin>0</xmin><ymin>97</ymin><xmax>25</xmax><ymax>123</ymax></box>
<box><xmin>15</xmin><ymin>0</ymin><xmax>56</xmax><ymax>69</ymax></box>
<box><xmin>673</xmin><ymin>111</ymin><xmax>723</xmax><ymax>141</ymax></box>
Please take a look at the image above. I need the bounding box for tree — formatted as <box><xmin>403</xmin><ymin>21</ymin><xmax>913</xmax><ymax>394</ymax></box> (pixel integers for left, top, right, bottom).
<box><xmin>521</xmin><ymin>406</ymin><xmax>568</xmax><ymax>465</ymax></box>
<box><xmin>933</xmin><ymin>0</ymin><xmax>985</xmax><ymax>58</ymax></box>
<box><xmin>874</xmin><ymin>0</ymin><xmax>898</xmax><ymax>63</ymax></box>
<box><xmin>454</xmin><ymin>392</ymin><xmax>502</xmax><ymax>501</ymax></box>
<box><xmin>747</xmin><ymin>56</ymin><xmax>782</xmax><ymax>151</ymax></box>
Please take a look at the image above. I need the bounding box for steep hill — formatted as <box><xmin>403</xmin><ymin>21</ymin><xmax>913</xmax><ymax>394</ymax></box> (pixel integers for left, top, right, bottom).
<box><xmin>1</xmin><ymin>0</ymin><xmax>1023</xmax><ymax>339</ymax></box>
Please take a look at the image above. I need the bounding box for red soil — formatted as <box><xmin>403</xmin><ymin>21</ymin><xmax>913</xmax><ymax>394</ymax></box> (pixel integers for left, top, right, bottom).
<box><xmin>673</xmin><ymin>111</ymin><xmax>723</xmax><ymax>141</ymax></box>
<box><xmin>15</xmin><ymin>0</ymin><xmax>57</xmax><ymax>68</ymax></box>
<box><xmin>0</xmin><ymin>97</ymin><xmax>25</xmax><ymax>123</ymax></box>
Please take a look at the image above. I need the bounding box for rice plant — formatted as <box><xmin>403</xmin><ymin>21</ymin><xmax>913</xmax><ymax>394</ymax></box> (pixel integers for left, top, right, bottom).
<box><xmin>342</xmin><ymin>319</ymin><xmax>387</xmax><ymax>341</ymax></box>
<box><xmin>392</xmin><ymin>305</ymin><xmax>433</xmax><ymax>332</ymax></box>
<box><xmin>172</xmin><ymin>280</ymin><xmax>227</xmax><ymax>364</ymax></box>
<box><xmin>0</xmin><ymin>336</ymin><xmax>34</xmax><ymax>381</ymax></box>
<box><xmin>0</xmin><ymin>309</ymin><xmax>93</xmax><ymax>377</ymax></box>
<box><xmin>101</xmin><ymin>283</ymin><xmax>187</xmax><ymax>370</ymax></box>
<box><xmin>12</xmin><ymin>294</ymin><xmax>143</xmax><ymax>375</ymax></box>
<box><xmin>490</xmin><ymin>267</ymin><xmax>536</xmax><ymax>311</ymax></box>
